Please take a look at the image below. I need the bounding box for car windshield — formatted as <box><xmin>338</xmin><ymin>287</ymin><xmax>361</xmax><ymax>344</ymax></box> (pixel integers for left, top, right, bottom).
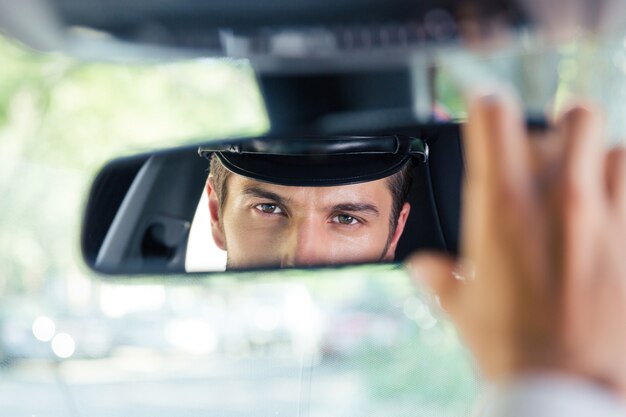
<box><xmin>3</xmin><ymin>29</ymin><xmax>626</xmax><ymax>416</ymax></box>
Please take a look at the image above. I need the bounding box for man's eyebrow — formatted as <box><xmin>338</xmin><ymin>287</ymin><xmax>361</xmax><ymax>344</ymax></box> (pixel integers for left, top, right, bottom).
<box><xmin>241</xmin><ymin>185</ymin><xmax>289</xmax><ymax>205</ymax></box>
<box><xmin>329</xmin><ymin>203</ymin><xmax>380</xmax><ymax>217</ymax></box>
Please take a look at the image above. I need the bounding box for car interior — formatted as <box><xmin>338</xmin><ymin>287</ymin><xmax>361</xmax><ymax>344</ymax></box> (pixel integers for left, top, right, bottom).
<box><xmin>3</xmin><ymin>0</ymin><xmax>622</xmax><ymax>416</ymax></box>
<box><xmin>19</xmin><ymin>0</ymin><xmax>528</xmax><ymax>276</ymax></box>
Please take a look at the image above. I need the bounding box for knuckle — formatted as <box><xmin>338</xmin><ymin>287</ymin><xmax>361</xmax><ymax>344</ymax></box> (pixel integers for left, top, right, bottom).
<box><xmin>559</xmin><ymin>104</ymin><xmax>599</xmax><ymax>129</ymax></box>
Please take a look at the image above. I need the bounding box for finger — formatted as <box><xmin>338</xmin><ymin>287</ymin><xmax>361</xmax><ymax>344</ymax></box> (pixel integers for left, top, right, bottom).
<box><xmin>557</xmin><ymin>104</ymin><xmax>605</xmax><ymax>289</ymax></box>
<box><xmin>461</xmin><ymin>92</ymin><xmax>533</xmax><ymax>266</ymax></box>
<box><xmin>558</xmin><ymin>103</ymin><xmax>605</xmax><ymax>204</ymax></box>
<box><xmin>405</xmin><ymin>252</ymin><xmax>460</xmax><ymax>316</ymax></box>
<box><xmin>605</xmin><ymin>147</ymin><xmax>626</xmax><ymax>215</ymax></box>
<box><xmin>463</xmin><ymin>91</ymin><xmax>532</xmax><ymax>200</ymax></box>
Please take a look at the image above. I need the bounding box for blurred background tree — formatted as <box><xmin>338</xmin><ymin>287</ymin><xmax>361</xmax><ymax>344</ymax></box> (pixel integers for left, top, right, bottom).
<box><xmin>0</xmin><ymin>35</ymin><xmax>268</xmax><ymax>293</ymax></box>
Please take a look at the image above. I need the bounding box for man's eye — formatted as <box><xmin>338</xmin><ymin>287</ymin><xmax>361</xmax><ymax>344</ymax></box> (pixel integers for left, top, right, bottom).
<box><xmin>255</xmin><ymin>203</ymin><xmax>283</xmax><ymax>214</ymax></box>
<box><xmin>332</xmin><ymin>214</ymin><xmax>359</xmax><ymax>225</ymax></box>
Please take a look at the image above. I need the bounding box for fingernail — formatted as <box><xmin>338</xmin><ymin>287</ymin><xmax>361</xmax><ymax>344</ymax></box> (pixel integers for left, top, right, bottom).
<box><xmin>453</xmin><ymin>260</ymin><xmax>476</xmax><ymax>281</ymax></box>
<box><xmin>404</xmin><ymin>262</ymin><xmax>445</xmax><ymax>315</ymax></box>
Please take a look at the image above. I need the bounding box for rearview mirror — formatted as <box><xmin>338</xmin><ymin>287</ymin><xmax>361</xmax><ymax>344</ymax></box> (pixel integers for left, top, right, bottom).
<box><xmin>81</xmin><ymin>125</ymin><xmax>464</xmax><ymax>275</ymax></box>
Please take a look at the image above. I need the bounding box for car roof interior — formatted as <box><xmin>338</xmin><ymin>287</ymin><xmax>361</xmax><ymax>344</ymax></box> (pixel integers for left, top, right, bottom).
<box><xmin>1</xmin><ymin>0</ymin><xmax>528</xmax><ymax>59</ymax></box>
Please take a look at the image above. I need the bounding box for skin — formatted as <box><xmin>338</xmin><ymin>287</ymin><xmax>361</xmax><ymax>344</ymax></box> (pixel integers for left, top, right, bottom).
<box><xmin>407</xmin><ymin>93</ymin><xmax>626</xmax><ymax>395</ymax></box>
<box><xmin>206</xmin><ymin>173</ymin><xmax>410</xmax><ymax>269</ymax></box>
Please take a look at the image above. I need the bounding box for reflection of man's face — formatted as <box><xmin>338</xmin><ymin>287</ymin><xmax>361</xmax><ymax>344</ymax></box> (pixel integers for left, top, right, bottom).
<box><xmin>207</xmin><ymin>173</ymin><xmax>410</xmax><ymax>269</ymax></box>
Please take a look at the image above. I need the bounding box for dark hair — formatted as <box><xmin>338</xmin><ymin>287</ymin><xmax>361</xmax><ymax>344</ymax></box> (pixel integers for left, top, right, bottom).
<box><xmin>208</xmin><ymin>154</ymin><xmax>231</xmax><ymax>220</ymax></box>
<box><xmin>386</xmin><ymin>159</ymin><xmax>414</xmax><ymax>233</ymax></box>
<box><xmin>208</xmin><ymin>153</ymin><xmax>413</xmax><ymax>232</ymax></box>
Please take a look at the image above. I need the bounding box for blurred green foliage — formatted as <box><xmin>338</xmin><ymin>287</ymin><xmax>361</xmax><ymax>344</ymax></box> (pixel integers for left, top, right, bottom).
<box><xmin>0</xmin><ymin>36</ymin><xmax>479</xmax><ymax>416</ymax></box>
<box><xmin>0</xmin><ymin>35</ymin><xmax>268</xmax><ymax>293</ymax></box>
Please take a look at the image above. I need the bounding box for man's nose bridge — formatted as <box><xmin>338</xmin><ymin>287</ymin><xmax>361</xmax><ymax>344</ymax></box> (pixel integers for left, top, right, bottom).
<box><xmin>285</xmin><ymin>216</ymin><xmax>323</xmax><ymax>265</ymax></box>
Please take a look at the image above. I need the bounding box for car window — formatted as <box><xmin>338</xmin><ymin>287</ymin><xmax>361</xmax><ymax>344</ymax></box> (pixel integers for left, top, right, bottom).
<box><xmin>7</xmin><ymin>29</ymin><xmax>626</xmax><ymax>416</ymax></box>
<box><xmin>0</xmin><ymin>33</ymin><xmax>484</xmax><ymax>416</ymax></box>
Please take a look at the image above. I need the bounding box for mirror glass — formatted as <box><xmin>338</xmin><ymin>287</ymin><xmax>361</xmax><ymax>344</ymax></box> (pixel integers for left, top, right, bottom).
<box><xmin>82</xmin><ymin>129</ymin><xmax>463</xmax><ymax>275</ymax></box>
<box><xmin>189</xmin><ymin>135</ymin><xmax>428</xmax><ymax>271</ymax></box>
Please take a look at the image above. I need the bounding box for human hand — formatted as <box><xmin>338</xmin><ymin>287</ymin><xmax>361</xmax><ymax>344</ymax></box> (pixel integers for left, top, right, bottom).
<box><xmin>406</xmin><ymin>93</ymin><xmax>626</xmax><ymax>394</ymax></box>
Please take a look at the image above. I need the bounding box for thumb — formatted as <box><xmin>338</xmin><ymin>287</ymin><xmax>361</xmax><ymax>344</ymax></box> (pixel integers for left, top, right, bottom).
<box><xmin>405</xmin><ymin>252</ymin><xmax>461</xmax><ymax>315</ymax></box>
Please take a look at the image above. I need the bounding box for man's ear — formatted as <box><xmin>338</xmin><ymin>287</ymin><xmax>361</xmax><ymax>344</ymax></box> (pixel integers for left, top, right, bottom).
<box><xmin>383</xmin><ymin>202</ymin><xmax>411</xmax><ymax>261</ymax></box>
<box><xmin>206</xmin><ymin>177</ymin><xmax>226</xmax><ymax>251</ymax></box>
